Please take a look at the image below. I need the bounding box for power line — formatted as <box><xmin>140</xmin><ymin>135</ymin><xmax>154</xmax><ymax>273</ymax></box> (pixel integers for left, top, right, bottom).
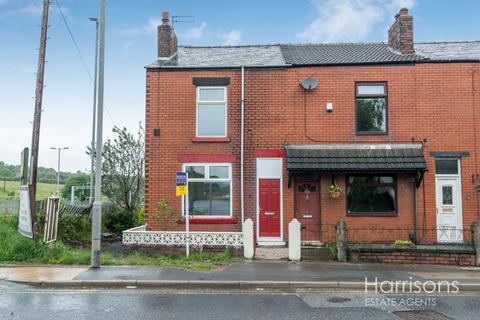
<box><xmin>54</xmin><ymin>0</ymin><xmax>116</xmax><ymax>125</ymax></box>
<box><xmin>54</xmin><ymin>0</ymin><xmax>93</xmax><ymax>82</ymax></box>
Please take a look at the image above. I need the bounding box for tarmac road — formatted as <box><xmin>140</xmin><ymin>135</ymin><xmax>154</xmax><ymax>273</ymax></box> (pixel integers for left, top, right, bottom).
<box><xmin>1</xmin><ymin>280</ymin><xmax>479</xmax><ymax>320</ymax></box>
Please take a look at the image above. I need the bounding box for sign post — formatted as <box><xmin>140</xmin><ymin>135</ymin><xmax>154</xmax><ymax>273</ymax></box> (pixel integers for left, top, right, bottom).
<box><xmin>176</xmin><ymin>171</ymin><xmax>189</xmax><ymax>257</ymax></box>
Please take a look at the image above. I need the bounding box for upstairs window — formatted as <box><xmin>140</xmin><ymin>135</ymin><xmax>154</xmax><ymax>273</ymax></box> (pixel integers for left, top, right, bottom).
<box><xmin>196</xmin><ymin>87</ymin><xmax>227</xmax><ymax>137</ymax></box>
<box><xmin>356</xmin><ymin>83</ymin><xmax>387</xmax><ymax>134</ymax></box>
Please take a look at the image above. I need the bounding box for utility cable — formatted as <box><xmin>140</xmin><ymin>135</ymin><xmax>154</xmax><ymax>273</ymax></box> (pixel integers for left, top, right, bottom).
<box><xmin>54</xmin><ymin>0</ymin><xmax>116</xmax><ymax>125</ymax></box>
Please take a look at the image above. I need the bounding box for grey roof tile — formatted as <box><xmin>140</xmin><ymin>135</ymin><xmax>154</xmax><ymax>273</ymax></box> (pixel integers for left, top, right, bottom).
<box><xmin>147</xmin><ymin>41</ymin><xmax>480</xmax><ymax>69</ymax></box>
<box><xmin>280</xmin><ymin>43</ymin><xmax>421</xmax><ymax>65</ymax></box>
<box><xmin>284</xmin><ymin>144</ymin><xmax>426</xmax><ymax>172</ymax></box>
<box><xmin>414</xmin><ymin>41</ymin><xmax>480</xmax><ymax>61</ymax></box>
<box><xmin>148</xmin><ymin>45</ymin><xmax>286</xmax><ymax>68</ymax></box>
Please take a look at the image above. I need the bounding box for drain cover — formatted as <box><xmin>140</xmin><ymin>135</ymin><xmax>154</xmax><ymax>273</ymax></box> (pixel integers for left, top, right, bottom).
<box><xmin>327</xmin><ymin>297</ymin><xmax>351</xmax><ymax>304</ymax></box>
<box><xmin>393</xmin><ymin>310</ymin><xmax>451</xmax><ymax>320</ymax></box>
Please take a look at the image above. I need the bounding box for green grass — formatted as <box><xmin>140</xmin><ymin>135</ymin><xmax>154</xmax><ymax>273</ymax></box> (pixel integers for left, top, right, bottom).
<box><xmin>0</xmin><ymin>181</ymin><xmax>57</xmax><ymax>201</ymax></box>
<box><xmin>0</xmin><ymin>214</ymin><xmax>234</xmax><ymax>271</ymax></box>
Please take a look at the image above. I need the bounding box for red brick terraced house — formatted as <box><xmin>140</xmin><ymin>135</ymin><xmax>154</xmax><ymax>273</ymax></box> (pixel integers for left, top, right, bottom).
<box><xmin>141</xmin><ymin>9</ymin><xmax>480</xmax><ymax>250</ymax></box>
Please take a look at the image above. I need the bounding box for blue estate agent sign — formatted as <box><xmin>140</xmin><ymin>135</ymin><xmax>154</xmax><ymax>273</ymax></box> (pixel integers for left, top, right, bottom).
<box><xmin>176</xmin><ymin>172</ymin><xmax>188</xmax><ymax>196</ymax></box>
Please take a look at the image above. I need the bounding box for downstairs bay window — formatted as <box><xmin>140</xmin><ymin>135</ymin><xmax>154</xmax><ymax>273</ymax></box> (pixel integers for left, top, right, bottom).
<box><xmin>183</xmin><ymin>163</ymin><xmax>232</xmax><ymax>217</ymax></box>
<box><xmin>347</xmin><ymin>175</ymin><xmax>397</xmax><ymax>216</ymax></box>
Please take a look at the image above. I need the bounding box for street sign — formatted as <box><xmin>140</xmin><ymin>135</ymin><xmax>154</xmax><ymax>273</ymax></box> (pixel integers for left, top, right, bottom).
<box><xmin>176</xmin><ymin>171</ymin><xmax>188</xmax><ymax>196</ymax></box>
<box><xmin>44</xmin><ymin>196</ymin><xmax>60</xmax><ymax>244</ymax></box>
<box><xmin>18</xmin><ymin>185</ymin><xmax>33</xmax><ymax>238</ymax></box>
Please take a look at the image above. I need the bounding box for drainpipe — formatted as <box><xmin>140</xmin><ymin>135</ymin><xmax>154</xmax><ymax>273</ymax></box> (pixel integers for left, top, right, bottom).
<box><xmin>240</xmin><ymin>67</ymin><xmax>245</xmax><ymax>228</ymax></box>
<box><xmin>413</xmin><ymin>179</ymin><xmax>418</xmax><ymax>243</ymax></box>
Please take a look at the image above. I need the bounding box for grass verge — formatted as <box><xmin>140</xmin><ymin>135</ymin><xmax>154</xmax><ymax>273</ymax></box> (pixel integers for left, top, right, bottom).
<box><xmin>0</xmin><ymin>214</ymin><xmax>235</xmax><ymax>271</ymax></box>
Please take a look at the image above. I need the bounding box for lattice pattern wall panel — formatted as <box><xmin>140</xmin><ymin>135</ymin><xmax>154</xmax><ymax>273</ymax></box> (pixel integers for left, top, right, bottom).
<box><xmin>123</xmin><ymin>227</ymin><xmax>243</xmax><ymax>247</ymax></box>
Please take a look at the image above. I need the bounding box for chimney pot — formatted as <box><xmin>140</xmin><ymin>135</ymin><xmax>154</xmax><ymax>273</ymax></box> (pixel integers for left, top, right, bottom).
<box><xmin>162</xmin><ymin>11</ymin><xmax>169</xmax><ymax>24</ymax></box>
<box><xmin>399</xmin><ymin>7</ymin><xmax>409</xmax><ymax>15</ymax></box>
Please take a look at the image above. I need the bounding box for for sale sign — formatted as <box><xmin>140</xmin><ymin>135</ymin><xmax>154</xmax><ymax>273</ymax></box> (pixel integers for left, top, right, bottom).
<box><xmin>176</xmin><ymin>172</ymin><xmax>188</xmax><ymax>196</ymax></box>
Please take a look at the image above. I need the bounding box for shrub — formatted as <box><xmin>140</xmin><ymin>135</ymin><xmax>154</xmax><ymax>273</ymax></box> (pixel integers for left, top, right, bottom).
<box><xmin>393</xmin><ymin>240</ymin><xmax>414</xmax><ymax>247</ymax></box>
<box><xmin>326</xmin><ymin>243</ymin><xmax>338</xmax><ymax>260</ymax></box>
<box><xmin>36</xmin><ymin>210</ymin><xmax>91</xmax><ymax>245</ymax></box>
<box><xmin>103</xmin><ymin>208</ymin><xmax>134</xmax><ymax>234</ymax></box>
<box><xmin>133</xmin><ymin>207</ymin><xmax>145</xmax><ymax>227</ymax></box>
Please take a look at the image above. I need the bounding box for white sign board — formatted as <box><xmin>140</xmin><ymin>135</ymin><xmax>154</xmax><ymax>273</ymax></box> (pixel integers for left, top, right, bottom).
<box><xmin>18</xmin><ymin>185</ymin><xmax>33</xmax><ymax>238</ymax></box>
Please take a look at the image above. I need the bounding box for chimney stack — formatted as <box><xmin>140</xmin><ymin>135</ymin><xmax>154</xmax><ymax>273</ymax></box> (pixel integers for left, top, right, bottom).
<box><xmin>388</xmin><ymin>7</ymin><xmax>414</xmax><ymax>54</ymax></box>
<box><xmin>157</xmin><ymin>11</ymin><xmax>177</xmax><ymax>59</ymax></box>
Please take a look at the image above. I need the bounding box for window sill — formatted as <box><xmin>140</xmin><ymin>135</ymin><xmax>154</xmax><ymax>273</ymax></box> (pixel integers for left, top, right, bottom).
<box><xmin>192</xmin><ymin>137</ymin><xmax>230</xmax><ymax>143</ymax></box>
<box><xmin>346</xmin><ymin>212</ymin><xmax>398</xmax><ymax>217</ymax></box>
<box><xmin>355</xmin><ymin>131</ymin><xmax>388</xmax><ymax>136</ymax></box>
<box><xmin>181</xmin><ymin>217</ymin><xmax>238</xmax><ymax>224</ymax></box>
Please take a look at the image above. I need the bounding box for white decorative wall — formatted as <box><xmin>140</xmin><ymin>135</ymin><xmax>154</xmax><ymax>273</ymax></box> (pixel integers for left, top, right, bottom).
<box><xmin>123</xmin><ymin>225</ymin><xmax>243</xmax><ymax>247</ymax></box>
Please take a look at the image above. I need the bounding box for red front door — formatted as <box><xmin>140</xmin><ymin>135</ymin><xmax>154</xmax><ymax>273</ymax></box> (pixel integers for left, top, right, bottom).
<box><xmin>294</xmin><ymin>181</ymin><xmax>320</xmax><ymax>242</ymax></box>
<box><xmin>259</xmin><ymin>179</ymin><xmax>281</xmax><ymax>238</ymax></box>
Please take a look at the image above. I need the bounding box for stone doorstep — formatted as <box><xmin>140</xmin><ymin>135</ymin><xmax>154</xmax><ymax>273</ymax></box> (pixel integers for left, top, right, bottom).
<box><xmin>255</xmin><ymin>247</ymin><xmax>289</xmax><ymax>260</ymax></box>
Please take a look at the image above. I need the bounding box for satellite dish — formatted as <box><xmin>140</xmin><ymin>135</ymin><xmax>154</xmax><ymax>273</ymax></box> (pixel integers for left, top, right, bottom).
<box><xmin>300</xmin><ymin>77</ymin><xmax>318</xmax><ymax>90</ymax></box>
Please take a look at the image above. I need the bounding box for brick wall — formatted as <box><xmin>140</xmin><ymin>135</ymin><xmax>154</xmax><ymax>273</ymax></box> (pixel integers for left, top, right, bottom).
<box><xmin>350</xmin><ymin>247</ymin><xmax>476</xmax><ymax>266</ymax></box>
<box><xmin>145</xmin><ymin>62</ymin><xmax>480</xmax><ymax>242</ymax></box>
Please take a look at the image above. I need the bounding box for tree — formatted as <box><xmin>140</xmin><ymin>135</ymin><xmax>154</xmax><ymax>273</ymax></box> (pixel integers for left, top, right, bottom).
<box><xmin>61</xmin><ymin>172</ymin><xmax>90</xmax><ymax>202</ymax></box>
<box><xmin>101</xmin><ymin>124</ymin><xmax>145</xmax><ymax>215</ymax></box>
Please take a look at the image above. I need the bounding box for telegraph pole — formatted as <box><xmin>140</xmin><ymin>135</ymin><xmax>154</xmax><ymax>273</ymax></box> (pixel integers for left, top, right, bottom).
<box><xmin>29</xmin><ymin>0</ymin><xmax>50</xmax><ymax>241</ymax></box>
<box><xmin>88</xmin><ymin>17</ymin><xmax>99</xmax><ymax>205</ymax></box>
<box><xmin>91</xmin><ymin>0</ymin><xmax>106</xmax><ymax>268</ymax></box>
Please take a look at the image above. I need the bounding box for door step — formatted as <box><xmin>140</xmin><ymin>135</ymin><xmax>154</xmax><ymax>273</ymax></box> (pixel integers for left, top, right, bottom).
<box><xmin>255</xmin><ymin>247</ymin><xmax>288</xmax><ymax>260</ymax></box>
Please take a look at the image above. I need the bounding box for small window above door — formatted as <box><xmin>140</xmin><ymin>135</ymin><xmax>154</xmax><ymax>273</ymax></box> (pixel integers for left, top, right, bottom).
<box><xmin>435</xmin><ymin>159</ymin><xmax>459</xmax><ymax>175</ymax></box>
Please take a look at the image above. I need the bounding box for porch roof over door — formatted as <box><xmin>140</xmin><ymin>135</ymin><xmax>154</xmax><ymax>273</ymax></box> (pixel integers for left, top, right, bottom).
<box><xmin>284</xmin><ymin>144</ymin><xmax>427</xmax><ymax>173</ymax></box>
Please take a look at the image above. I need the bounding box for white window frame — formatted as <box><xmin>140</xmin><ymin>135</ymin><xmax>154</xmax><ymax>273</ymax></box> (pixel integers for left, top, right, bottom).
<box><xmin>182</xmin><ymin>163</ymin><xmax>233</xmax><ymax>218</ymax></box>
<box><xmin>196</xmin><ymin>86</ymin><xmax>228</xmax><ymax>138</ymax></box>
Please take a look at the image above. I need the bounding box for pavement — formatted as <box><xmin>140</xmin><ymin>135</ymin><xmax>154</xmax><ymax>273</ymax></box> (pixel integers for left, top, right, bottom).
<box><xmin>1</xmin><ymin>261</ymin><xmax>479</xmax><ymax>290</ymax></box>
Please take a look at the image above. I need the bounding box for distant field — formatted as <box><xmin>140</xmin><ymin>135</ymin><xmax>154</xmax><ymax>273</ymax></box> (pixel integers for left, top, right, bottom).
<box><xmin>0</xmin><ymin>180</ymin><xmax>58</xmax><ymax>201</ymax></box>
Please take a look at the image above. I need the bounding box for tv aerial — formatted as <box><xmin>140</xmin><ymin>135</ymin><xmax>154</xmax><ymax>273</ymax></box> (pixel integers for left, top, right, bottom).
<box><xmin>172</xmin><ymin>15</ymin><xmax>195</xmax><ymax>29</ymax></box>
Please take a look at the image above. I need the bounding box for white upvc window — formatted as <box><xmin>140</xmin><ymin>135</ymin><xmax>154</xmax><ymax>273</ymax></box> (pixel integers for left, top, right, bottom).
<box><xmin>182</xmin><ymin>163</ymin><xmax>232</xmax><ymax>217</ymax></box>
<box><xmin>196</xmin><ymin>87</ymin><xmax>227</xmax><ymax>137</ymax></box>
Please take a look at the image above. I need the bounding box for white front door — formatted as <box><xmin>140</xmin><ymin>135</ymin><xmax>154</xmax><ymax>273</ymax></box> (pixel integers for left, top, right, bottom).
<box><xmin>435</xmin><ymin>177</ymin><xmax>463</xmax><ymax>243</ymax></box>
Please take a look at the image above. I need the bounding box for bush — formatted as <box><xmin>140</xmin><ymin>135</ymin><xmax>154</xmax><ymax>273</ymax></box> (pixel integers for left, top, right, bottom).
<box><xmin>133</xmin><ymin>207</ymin><xmax>145</xmax><ymax>226</ymax></box>
<box><xmin>103</xmin><ymin>208</ymin><xmax>134</xmax><ymax>234</ymax></box>
<box><xmin>326</xmin><ymin>243</ymin><xmax>337</xmax><ymax>260</ymax></box>
<box><xmin>36</xmin><ymin>210</ymin><xmax>91</xmax><ymax>246</ymax></box>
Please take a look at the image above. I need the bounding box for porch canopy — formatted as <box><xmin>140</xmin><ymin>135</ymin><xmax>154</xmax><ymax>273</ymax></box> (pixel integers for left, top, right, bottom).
<box><xmin>285</xmin><ymin>143</ymin><xmax>426</xmax><ymax>184</ymax></box>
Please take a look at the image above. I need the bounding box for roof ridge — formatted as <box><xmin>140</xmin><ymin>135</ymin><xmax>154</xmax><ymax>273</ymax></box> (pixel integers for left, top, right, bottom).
<box><xmin>280</xmin><ymin>42</ymin><xmax>386</xmax><ymax>46</ymax></box>
<box><xmin>179</xmin><ymin>44</ymin><xmax>280</xmax><ymax>49</ymax></box>
<box><xmin>415</xmin><ymin>40</ymin><xmax>480</xmax><ymax>44</ymax></box>
<box><xmin>179</xmin><ymin>41</ymin><xmax>480</xmax><ymax>49</ymax></box>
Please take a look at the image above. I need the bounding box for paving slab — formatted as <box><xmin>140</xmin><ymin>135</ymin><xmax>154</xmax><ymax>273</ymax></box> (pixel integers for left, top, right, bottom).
<box><xmin>73</xmin><ymin>261</ymin><xmax>480</xmax><ymax>284</ymax></box>
<box><xmin>0</xmin><ymin>265</ymin><xmax>87</xmax><ymax>282</ymax></box>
